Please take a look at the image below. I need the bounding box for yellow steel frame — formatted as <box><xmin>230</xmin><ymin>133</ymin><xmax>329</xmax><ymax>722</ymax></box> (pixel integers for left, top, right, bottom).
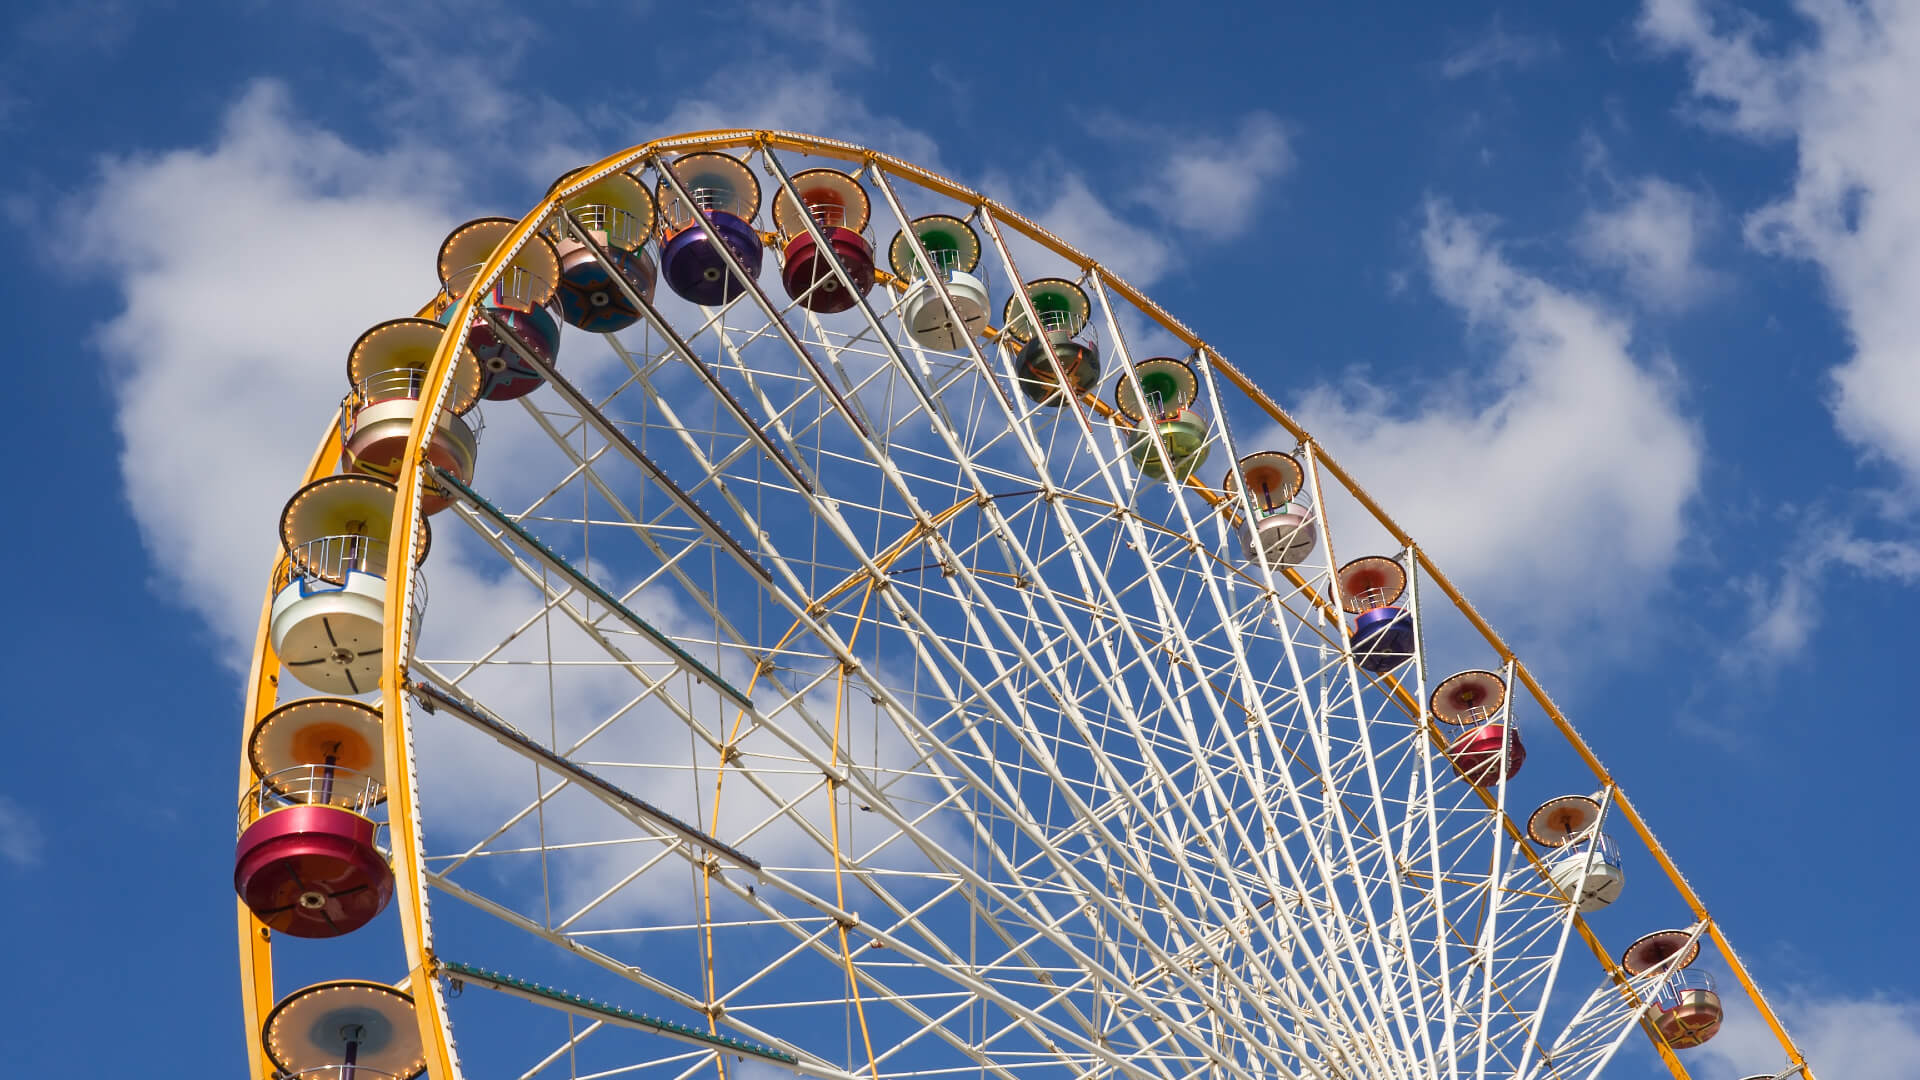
<box><xmin>235</xmin><ymin>129</ymin><xmax>1810</xmax><ymax>1080</ymax></box>
<box><xmin>235</xmin><ymin>420</ymin><xmax>343</xmax><ymax>1079</ymax></box>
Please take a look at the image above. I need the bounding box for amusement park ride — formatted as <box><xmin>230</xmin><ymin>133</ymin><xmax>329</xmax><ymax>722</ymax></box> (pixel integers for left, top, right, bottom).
<box><xmin>232</xmin><ymin>131</ymin><xmax>1814</xmax><ymax>1080</ymax></box>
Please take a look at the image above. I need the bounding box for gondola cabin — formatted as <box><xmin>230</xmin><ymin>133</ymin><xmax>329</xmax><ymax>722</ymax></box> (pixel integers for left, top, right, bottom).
<box><xmin>235</xmin><ymin>698</ymin><xmax>392</xmax><ymax>938</ymax></box>
<box><xmin>891</xmin><ymin>214</ymin><xmax>990</xmax><ymax>349</ymax></box>
<box><xmin>1432</xmin><ymin>668</ymin><xmax>1524</xmax><ymax>783</ymax></box>
<box><xmin>339</xmin><ymin>318</ymin><xmax>484</xmax><ymax>516</ymax></box>
<box><xmin>1115</xmin><ymin>357</ymin><xmax>1211</xmax><ymax>481</ymax></box>
<box><xmin>1447</xmin><ymin>721</ymin><xmax>1526</xmax><ymax>786</ymax></box>
<box><xmin>1549</xmin><ymin>835</ymin><xmax>1625</xmax><ymax>912</ymax></box>
<box><xmin>1430</xmin><ymin>668</ymin><xmax>1506</xmax><ymax>727</ymax></box>
<box><xmin>1222</xmin><ymin>451</ymin><xmax>1317</xmax><ymax>567</ymax></box>
<box><xmin>1527</xmin><ymin>793</ymin><xmax>1625</xmax><ymax>911</ymax></box>
<box><xmin>655</xmin><ymin>152</ymin><xmax>764</xmax><ymax>306</ymax></box>
<box><xmin>774</xmin><ymin>168</ymin><xmax>876</xmax><ymax>313</ymax></box>
<box><xmin>269</xmin><ymin>475</ymin><xmax>429</xmax><ymax>695</ymax></box>
<box><xmin>1337</xmin><ymin>556</ymin><xmax>1414</xmax><ymax>673</ymax></box>
<box><xmin>1622</xmin><ymin>929</ymin><xmax>1722</xmax><ymax>1049</ymax></box>
<box><xmin>1007</xmin><ymin>278</ymin><xmax>1102</xmax><ymax>406</ymax></box>
<box><xmin>263</xmin><ymin>981</ymin><xmax>427</xmax><ymax>1080</ymax></box>
<box><xmin>546</xmin><ymin>167</ymin><xmax>658</xmax><ymax>333</ymax></box>
<box><xmin>436</xmin><ymin>217</ymin><xmax>563</xmax><ymax>401</ymax></box>
<box><xmin>1653</xmin><ymin>971</ymin><xmax>1724</xmax><ymax>1048</ymax></box>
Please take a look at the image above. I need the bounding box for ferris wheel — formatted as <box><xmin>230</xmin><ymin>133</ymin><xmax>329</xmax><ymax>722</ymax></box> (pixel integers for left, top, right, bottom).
<box><xmin>231</xmin><ymin>130</ymin><xmax>1816</xmax><ymax>1080</ymax></box>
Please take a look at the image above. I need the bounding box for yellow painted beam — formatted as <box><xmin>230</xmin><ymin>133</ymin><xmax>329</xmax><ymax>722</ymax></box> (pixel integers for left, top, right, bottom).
<box><xmin>235</xmin><ymin>419</ymin><xmax>341</xmax><ymax>1078</ymax></box>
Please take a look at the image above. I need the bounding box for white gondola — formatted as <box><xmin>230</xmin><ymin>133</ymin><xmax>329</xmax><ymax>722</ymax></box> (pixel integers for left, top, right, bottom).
<box><xmin>1527</xmin><ymin>793</ymin><xmax>1625</xmax><ymax>911</ymax></box>
<box><xmin>892</xmin><ymin>215</ymin><xmax>989</xmax><ymax>349</ymax></box>
<box><xmin>1223</xmin><ymin>451</ymin><xmax>1318</xmax><ymax>567</ymax></box>
<box><xmin>269</xmin><ymin>475</ymin><xmax>427</xmax><ymax>695</ymax></box>
<box><xmin>1546</xmin><ymin>835</ymin><xmax>1626</xmax><ymax>912</ymax></box>
<box><xmin>902</xmin><ymin>269</ymin><xmax>989</xmax><ymax>348</ymax></box>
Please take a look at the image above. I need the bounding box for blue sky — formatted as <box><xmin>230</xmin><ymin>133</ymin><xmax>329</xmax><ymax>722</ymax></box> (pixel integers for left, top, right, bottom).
<box><xmin>3</xmin><ymin>1</ymin><xmax>1918</xmax><ymax>1076</ymax></box>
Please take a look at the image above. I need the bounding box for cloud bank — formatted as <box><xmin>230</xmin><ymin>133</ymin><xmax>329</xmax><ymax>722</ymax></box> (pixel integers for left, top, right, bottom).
<box><xmin>1291</xmin><ymin>201</ymin><xmax>1702</xmax><ymax>625</ymax></box>
<box><xmin>1643</xmin><ymin>0</ymin><xmax>1920</xmax><ymax>492</ymax></box>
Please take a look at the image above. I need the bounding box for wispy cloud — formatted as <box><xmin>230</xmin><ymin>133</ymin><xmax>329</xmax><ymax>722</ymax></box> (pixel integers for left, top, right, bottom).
<box><xmin>1026</xmin><ymin>172</ymin><xmax>1179</xmax><ymax>286</ymax></box>
<box><xmin>335</xmin><ymin>0</ymin><xmax>595</xmax><ymax>186</ymax></box>
<box><xmin>1089</xmin><ymin>111</ymin><xmax>1296</xmax><ymax>242</ymax></box>
<box><xmin>54</xmin><ymin>81</ymin><xmax>462</xmax><ymax>648</ymax></box>
<box><xmin>1575</xmin><ymin>174</ymin><xmax>1723</xmax><ymax>310</ymax></box>
<box><xmin>19</xmin><ymin>0</ymin><xmax>143</xmax><ymax>56</ymax></box>
<box><xmin>41</xmin><ymin>73</ymin><xmax>960</xmax><ymax>922</ymax></box>
<box><xmin>1441</xmin><ymin>18</ymin><xmax>1560</xmax><ymax>79</ymax></box>
<box><xmin>1729</xmin><ymin>520</ymin><xmax>1920</xmax><ymax>670</ymax></box>
<box><xmin>1288</xmin><ymin>200</ymin><xmax>1703</xmax><ymax>627</ymax></box>
<box><xmin>646</xmin><ymin>66</ymin><xmax>944</xmax><ymax>174</ymax></box>
<box><xmin>0</xmin><ymin>795</ymin><xmax>42</xmax><ymax>868</ymax></box>
<box><xmin>745</xmin><ymin>0</ymin><xmax>875</xmax><ymax>68</ymax></box>
<box><xmin>1642</xmin><ymin>0</ymin><xmax>1920</xmax><ymax>494</ymax></box>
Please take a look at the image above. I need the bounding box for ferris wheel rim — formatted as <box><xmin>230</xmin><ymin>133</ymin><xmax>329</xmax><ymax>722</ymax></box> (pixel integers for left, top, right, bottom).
<box><xmin>230</xmin><ymin>127</ymin><xmax>1817</xmax><ymax>1080</ymax></box>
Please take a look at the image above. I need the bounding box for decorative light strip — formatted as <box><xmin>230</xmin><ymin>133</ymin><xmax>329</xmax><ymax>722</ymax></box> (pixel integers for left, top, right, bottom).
<box><xmin>438</xmin><ymin>959</ymin><xmax>799</xmax><ymax>1064</ymax></box>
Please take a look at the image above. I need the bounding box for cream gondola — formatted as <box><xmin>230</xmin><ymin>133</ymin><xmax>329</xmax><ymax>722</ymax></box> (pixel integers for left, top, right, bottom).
<box><xmin>1527</xmin><ymin>793</ymin><xmax>1625</xmax><ymax>912</ymax></box>
<box><xmin>891</xmin><ymin>214</ymin><xmax>990</xmax><ymax>349</ymax></box>
<box><xmin>269</xmin><ymin>475</ymin><xmax>428</xmax><ymax>695</ymax></box>
<box><xmin>1221</xmin><ymin>451</ymin><xmax>1317</xmax><ymax>567</ymax></box>
<box><xmin>263</xmin><ymin>981</ymin><xmax>427</xmax><ymax>1080</ymax></box>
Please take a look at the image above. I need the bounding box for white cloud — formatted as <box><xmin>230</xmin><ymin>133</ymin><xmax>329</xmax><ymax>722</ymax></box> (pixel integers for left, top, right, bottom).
<box><xmin>634</xmin><ymin>60</ymin><xmax>1243</xmax><ymax>303</ymax></box>
<box><xmin>0</xmin><ymin>795</ymin><xmax>41</xmax><ymax>868</ymax></box>
<box><xmin>1690</xmin><ymin>983</ymin><xmax>1920</xmax><ymax>1080</ymax></box>
<box><xmin>57</xmin><ymin>81</ymin><xmax>461</xmax><ymax>649</ymax></box>
<box><xmin>1089</xmin><ymin>111</ymin><xmax>1295</xmax><ymax>243</ymax></box>
<box><xmin>45</xmin><ymin>71</ymin><xmax>969</xmax><ymax>930</ymax></box>
<box><xmin>1289</xmin><ymin>200</ymin><xmax>1703</xmax><ymax>623</ymax></box>
<box><xmin>1441</xmin><ymin>18</ymin><xmax>1560</xmax><ymax>79</ymax></box>
<box><xmin>1023</xmin><ymin>172</ymin><xmax>1179</xmax><ymax>287</ymax></box>
<box><xmin>336</xmin><ymin>0</ymin><xmax>599</xmax><ymax>187</ymax></box>
<box><xmin>1730</xmin><ymin>521</ymin><xmax>1920</xmax><ymax>668</ymax></box>
<box><xmin>1141</xmin><ymin>112</ymin><xmax>1295</xmax><ymax>241</ymax></box>
<box><xmin>649</xmin><ymin>49</ymin><xmax>1289</xmax><ymax>291</ymax></box>
<box><xmin>1642</xmin><ymin>0</ymin><xmax>1920</xmax><ymax>490</ymax></box>
<box><xmin>648</xmin><ymin>65</ymin><xmax>944</xmax><ymax>176</ymax></box>
<box><xmin>970</xmin><ymin>109</ymin><xmax>1295</xmax><ymax>300</ymax></box>
<box><xmin>1576</xmin><ymin>175</ymin><xmax>1722</xmax><ymax>309</ymax></box>
<box><xmin>1734</xmin><ymin>569</ymin><xmax>1820</xmax><ymax>663</ymax></box>
<box><xmin>746</xmin><ymin>0</ymin><xmax>875</xmax><ymax>68</ymax></box>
